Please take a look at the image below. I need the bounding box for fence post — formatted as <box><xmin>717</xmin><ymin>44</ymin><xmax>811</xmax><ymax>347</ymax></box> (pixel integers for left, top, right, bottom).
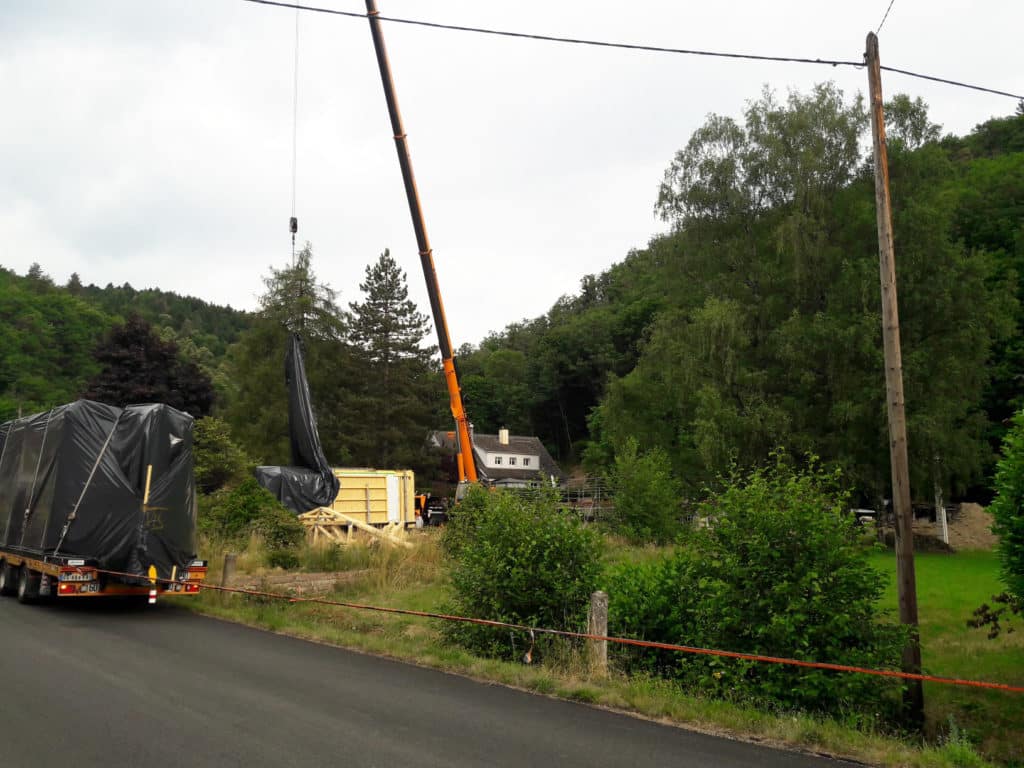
<box><xmin>588</xmin><ymin>590</ymin><xmax>608</xmax><ymax>677</ymax></box>
<box><xmin>221</xmin><ymin>553</ymin><xmax>237</xmax><ymax>589</ymax></box>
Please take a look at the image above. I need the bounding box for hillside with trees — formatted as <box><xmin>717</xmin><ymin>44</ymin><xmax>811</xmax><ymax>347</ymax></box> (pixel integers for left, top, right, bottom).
<box><xmin>0</xmin><ymin>247</ymin><xmax>445</xmax><ymax>481</ymax></box>
<box><xmin>0</xmin><ymin>265</ymin><xmax>108</xmax><ymax>419</ymax></box>
<box><xmin>457</xmin><ymin>86</ymin><xmax>1023</xmax><ymax>504</ymax></box>
<box><xmin>2</xmin><ymin>83</ymin><xmax>1020</xmax><ymax>507</ymax></box>
<box><xmin>0</xmin><ymin>265</ymin><xmax>248</xmax><ymax>420</ymax></box>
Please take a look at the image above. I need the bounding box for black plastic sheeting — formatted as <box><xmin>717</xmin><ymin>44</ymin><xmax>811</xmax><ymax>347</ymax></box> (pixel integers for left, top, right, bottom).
<box><xmin>0</xmin><ymin>400</ymin><xmax>197</xmax><ymax>580</ymax></box>
<box><xmin>255</xmin><ymin>333</ymin><xmax>340</xmax><ymax>514</ymax></box>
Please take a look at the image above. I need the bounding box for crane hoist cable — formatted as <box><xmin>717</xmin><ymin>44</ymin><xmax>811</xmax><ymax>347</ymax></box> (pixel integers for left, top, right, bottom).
<box><xmin>289</xmin><ymin>6</ymin><xmax>300</xmax><ymax>265</ymax></box>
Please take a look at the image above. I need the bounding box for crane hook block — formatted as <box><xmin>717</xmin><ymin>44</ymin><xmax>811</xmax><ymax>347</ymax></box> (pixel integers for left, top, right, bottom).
<box><xmin>289</xmin><ymin>216</ymin><xmax>298</xmax><ymax>235</ymax></box>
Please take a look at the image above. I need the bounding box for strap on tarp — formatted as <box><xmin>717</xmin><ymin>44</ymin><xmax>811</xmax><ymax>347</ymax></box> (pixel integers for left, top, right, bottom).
<box><xmin>19</xmin><ymin>409</ymin><xmax>54</xmax><ymax>546</ymax></box>
<box><xmin>53</xmin><ymin>413</ymin><xmax>123</xmax><ymax>557</ymax></box>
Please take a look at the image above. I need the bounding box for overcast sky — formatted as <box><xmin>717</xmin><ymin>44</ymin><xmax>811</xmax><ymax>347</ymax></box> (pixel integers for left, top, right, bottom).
<box><xmin>2</xmin><ymin>1</ymin><xmax>1021</xmax><ymax>347</ymax></box>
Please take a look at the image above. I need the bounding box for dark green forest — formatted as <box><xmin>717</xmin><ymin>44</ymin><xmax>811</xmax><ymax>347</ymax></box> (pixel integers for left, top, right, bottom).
<box><xmin>1</xmin><ymin>84</ymin><xmax>1021</xmax><ymax>504</ymax></box>
<box><xmin>0</xmin><ymin>248</ymin><xmax>447</xmax><ymax>481</ymax></box>
<box><xmin>0</xmin><ymin>265</ymin><xmax>249</xmax><ymax>419</ymax></box>
<box><xmin>457</xmin><ymin>88</ymin><xmax>1024</xmax><ymax>503</ymax></box>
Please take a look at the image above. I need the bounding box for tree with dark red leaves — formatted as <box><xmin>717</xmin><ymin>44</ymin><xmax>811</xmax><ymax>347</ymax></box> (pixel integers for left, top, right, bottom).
<box><xmin>82</xmin><ymin>314</ymin><xmax>215</xmax><ymax>417</ymax></box>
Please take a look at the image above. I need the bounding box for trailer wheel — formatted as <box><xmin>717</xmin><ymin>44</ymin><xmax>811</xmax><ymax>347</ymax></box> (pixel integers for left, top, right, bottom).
<box><xmin>0</xmin><ymin>562</ymin><xmax>18</xmax><ymax>597</ymax></box>
<box><xmin>16</xmin><ymin>566</ymin><xmax>40</xmax><ymax>604</ymax></box>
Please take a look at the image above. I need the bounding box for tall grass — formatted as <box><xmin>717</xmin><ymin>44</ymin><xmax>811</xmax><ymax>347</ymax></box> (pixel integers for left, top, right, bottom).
<box><xmin>184</xmin><ymin>534</ymin><xmax>1018</xmax><ymax>766</ymax></box>
<box><xmin>199</xmin><ymin>531</ymin><xmax>274</xmax><ymax>579</ymax></box>
<box><xmin>870</xmin><ymin>551</ymin><xmax>1024</xmax><ymax>764</ymax></box>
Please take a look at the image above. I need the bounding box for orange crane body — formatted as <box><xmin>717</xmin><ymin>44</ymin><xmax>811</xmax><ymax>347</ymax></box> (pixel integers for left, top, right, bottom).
<box><xmin>365</xmin><ymin>0</ymin><xmax>477</xmax><ymax>484</ymax></box>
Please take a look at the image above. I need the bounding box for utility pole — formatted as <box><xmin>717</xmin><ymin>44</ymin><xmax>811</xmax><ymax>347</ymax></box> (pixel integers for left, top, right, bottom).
<box><xmin>865</xmin><ymin>31</ymin><xmax>924</xmax><ymax>726</ymax></box>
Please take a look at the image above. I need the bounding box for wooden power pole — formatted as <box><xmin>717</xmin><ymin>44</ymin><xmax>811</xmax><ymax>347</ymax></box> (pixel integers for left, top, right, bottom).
<box><xmin>865</xmin><ymin>31</ymin><xmax>924</xmax><ymax>725</ymax></box>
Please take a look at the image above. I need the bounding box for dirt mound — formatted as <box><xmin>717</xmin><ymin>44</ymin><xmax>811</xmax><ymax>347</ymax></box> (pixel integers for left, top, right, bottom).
<box><xmin>912</xmin><ymin>503</ymin><xmax>998</xmax><ymax>551</ymax></box>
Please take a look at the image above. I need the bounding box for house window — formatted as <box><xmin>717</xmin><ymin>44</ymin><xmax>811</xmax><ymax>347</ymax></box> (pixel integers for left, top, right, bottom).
<box><xmin>494</xmin><ymin>456</ymin><xmax>502</xmax><ymax>465</ymax></box>
<box><xmin>523</xmin><ymin>458</ymin><xmax>531</xmax><ymax>467</ymax></box>
<box><xmin>509</xmin><ymin>457</ymin><xmax>517</xmax><ymax>466</ymax></box>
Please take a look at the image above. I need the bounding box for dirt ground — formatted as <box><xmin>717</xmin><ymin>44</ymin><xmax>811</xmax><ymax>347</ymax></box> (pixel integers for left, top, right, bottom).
<box><xmin>913</xmin><ymin>502</ymin><xmax>999</xmax><ymax>551</ymax></box>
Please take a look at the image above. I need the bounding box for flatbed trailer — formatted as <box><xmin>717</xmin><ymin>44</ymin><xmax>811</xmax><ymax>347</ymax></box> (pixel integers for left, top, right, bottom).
<box><xmin>0</xmin><ymin>400</ymin><xmax>207</xmax><ymax>604</ymax></box>
<box><xmin>0</xmin><ymin>547</ymin><xmax>206</xmax><ymax>603</ymax></box>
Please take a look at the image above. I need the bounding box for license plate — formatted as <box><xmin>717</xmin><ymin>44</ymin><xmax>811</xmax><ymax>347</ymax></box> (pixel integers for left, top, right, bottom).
<box><xmin>82</xmin><ymin>583</ymin><xmax>100</xmax><ymax>593</ymax></box>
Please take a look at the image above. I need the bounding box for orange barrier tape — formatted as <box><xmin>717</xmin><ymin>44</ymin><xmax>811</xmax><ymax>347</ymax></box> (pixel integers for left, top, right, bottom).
<box><xmin>95</xmin><ymin>567</ymin><xmax>1024</xmax><ymax>694</ymax></box>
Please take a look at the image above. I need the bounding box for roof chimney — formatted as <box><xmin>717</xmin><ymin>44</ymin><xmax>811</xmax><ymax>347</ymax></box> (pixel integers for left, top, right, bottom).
<box><xmin>499</xmin><ymin>427</ymin><xmax>509</xmax><ymax>445</ymax></box>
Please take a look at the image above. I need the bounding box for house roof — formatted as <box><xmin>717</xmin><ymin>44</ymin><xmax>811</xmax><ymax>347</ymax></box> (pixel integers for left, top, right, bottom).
<box><xmin>427</xmin><ymin>430</ymin><xmax>566</xmax><ymax>485</ymax></box>
<box><xmin>472</xmin><ymin>433</ymin><xmax>565</xmax><ymax>485</ymax></box>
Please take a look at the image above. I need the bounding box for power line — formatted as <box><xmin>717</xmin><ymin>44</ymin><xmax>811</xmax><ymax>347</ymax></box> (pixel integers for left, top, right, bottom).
<box><xmin>240</xmin><ymin>0</ymin><xmax>1023</xmax><ymax>101</ymax></box>
<box><xmin>876</xmin><ymin>0</ymin><xmax>897</xmax><ymax>34</ymax></box>
<box><xmin>879</xmin><ymin>66</ymin><xmax>1021</xmax><ymax>100</ymax></box>
<box><xmin>243</xmin><ymin>0</ymin><xmax>860</xmax><ymax>66</ymax></box>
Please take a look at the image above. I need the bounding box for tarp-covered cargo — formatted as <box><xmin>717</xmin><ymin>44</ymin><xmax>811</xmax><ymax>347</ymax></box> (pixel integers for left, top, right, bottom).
<box><xmin>256</xmin><ymin>333</ymin><xmax>340</xmax><ymax>514</ymax></box>
<box><xmin>0</xmin><ymin>400</ymin><xmax>197</xmax><ymax>579</ymax></box>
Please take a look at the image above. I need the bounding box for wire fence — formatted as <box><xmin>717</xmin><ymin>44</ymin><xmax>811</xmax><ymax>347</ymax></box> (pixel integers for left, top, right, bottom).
<box><xmin>87</xmin><ymin>565</ymin><xmax>1024</xmax><ymax>695</ymax></box>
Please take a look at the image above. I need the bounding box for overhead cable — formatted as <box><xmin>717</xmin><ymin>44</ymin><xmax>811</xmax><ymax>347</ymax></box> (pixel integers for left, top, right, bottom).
<box><xmin>238</xmin><ymin>0</ymin><xmax>1023</xmax><ymax>100</ymax></box>
<box><xmin>876</xmin><ymin>0</ymin><xmax>897</xmax><ymax>35</ymax></box>
<box><xmin>290</xmin><ymin>6</ymin><xmax>300</xmax><ymax>265</ymax></box>
<box><xmin>878</xmin><ymin>66</ymin><xmax>1021</xmax><ymax>99</ymax></box>
<box><xmin>291</xmin><ymin>6</ymin><xmax>299</xmax><ymax>223</ymax></box>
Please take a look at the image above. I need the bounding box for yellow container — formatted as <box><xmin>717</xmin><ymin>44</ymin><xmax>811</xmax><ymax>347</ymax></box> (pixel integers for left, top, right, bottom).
<box><xmin>330</xmin><ymin>468</ymin><xmax>416</xmax><ymax>527</ymax></box>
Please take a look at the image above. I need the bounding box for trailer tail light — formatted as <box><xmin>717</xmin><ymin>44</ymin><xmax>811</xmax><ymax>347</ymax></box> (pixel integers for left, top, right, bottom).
<box><xmin>57</xmin><ymin>582</ymin><xmax>102</xmax><ymax>594</ymax></box>
<box><xmin>186</xmin><ymin>560</ymin><xmax>208</xmax><ymax>583</ymax></box>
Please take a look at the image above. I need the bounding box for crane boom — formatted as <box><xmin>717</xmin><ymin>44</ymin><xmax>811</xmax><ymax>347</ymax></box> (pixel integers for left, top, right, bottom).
<box><xmin>364</xmin><ymin>0</ymin><xmax>478</xmax><ymax>484</ymax></box>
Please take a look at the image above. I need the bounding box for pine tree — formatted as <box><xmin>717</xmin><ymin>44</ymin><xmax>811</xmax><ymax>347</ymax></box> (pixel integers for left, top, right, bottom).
<box><xmin>25</xmin><ymin>262</ymin><xmax>54</xmax><ymax>292</ymax></box>
<box><xmin>259</xmin><ymin>243</ymin><xmax>346</xmax><ymax>341</ymax></box>
<box><xmin>225</xmin><ymin>245</ymin><xmax>360</xmax><ymax>465</ymax></box>
<box><xmin>347</xmin><ymin>250</ymin><xmax>441</xmax><ymax>471</ymax></box>
<box><xmin>66</xmin><ymin>272</ymin><xmax>83</xmax><ymax>295</ymax></box>
<box><xmin>348</xmin><ymin>249</ymin><xmax>431</xmax><ymax>366</ymax></box>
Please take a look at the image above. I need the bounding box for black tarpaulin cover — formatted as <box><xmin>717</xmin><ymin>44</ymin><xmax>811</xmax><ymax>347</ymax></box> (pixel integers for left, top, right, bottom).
<box><xmin>255</xmin><ymin>333</ymin><xmax>339</xmax><ymax>514</ymax></box>
<box><xmin>0</xmin><ymin>400</ymin><xmax>197</xmax><ymax>579</ymax></box>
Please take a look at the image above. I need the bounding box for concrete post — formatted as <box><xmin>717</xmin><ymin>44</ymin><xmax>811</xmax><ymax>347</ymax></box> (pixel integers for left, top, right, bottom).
<box><xmin>221</xmin><ymin>553</ymin><xmax>237</xmax><ymax>589</ymax></box>
<box><xmin>588</xmin><ymin>590</ymin><xmax>609</xmax><ymax>677</ymax></box>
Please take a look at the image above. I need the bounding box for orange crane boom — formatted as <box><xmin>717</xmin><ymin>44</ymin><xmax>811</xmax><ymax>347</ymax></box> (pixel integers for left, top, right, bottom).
<box><xmin>364</xmin><ymin>0</ymin><xmax>477</xmax><ymax>484</ymax></box>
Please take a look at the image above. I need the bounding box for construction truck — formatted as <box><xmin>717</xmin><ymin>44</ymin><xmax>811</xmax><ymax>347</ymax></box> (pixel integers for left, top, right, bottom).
<box><xmin>0</xmin><ymin>400</ymin><xmax>207</xmax><ymax>603</ymax></box>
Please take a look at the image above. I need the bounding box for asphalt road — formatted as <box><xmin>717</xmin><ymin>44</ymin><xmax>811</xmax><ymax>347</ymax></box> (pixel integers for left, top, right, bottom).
<box><xmin>0</xmin><ymin>597</ymin><xmax>853</xmax><ymax>768</ymax></box>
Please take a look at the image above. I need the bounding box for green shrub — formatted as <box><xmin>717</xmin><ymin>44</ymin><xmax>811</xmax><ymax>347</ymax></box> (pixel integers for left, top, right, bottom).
<box><xmin>605</xmin><ymin>455</ymin><xmax>905</xmax><ymax>717</ymax></box>
<box><xmin>604</xmin><ymin>552</ymin><xmax>701</xmax><ymax>676</ymax></box>
<box><xmin>440</xmin><ymin>485</ymin><xmax>604</xmax><ymax>659</ymax></box>
<box><xmin>194</xmin><ymin>416</ymin><xmax>252</xmax><ymax>494</ymax></box>
<box><xmin>991</xmin><ymin>408</ymin><xmax>1024</xmax><ymax>599</ymax></box>
<box><xmin>199</xmin><ymin>477</ymin><xmax>306</xmax><ymax>557</ymax></box>
<box><xmin>611</xmin><ymin>437</ymin><xmax>684</xmax><ymax>544</ymax></box>
<box><xmin>267</xmin><ymin>549</ymin><xmax>301</xmax><ymax>570</ymax></box>
<box><xmin>436</xmin><ymin>481</ymin><xmax>491</xmax><ymax>560</ymax></box>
